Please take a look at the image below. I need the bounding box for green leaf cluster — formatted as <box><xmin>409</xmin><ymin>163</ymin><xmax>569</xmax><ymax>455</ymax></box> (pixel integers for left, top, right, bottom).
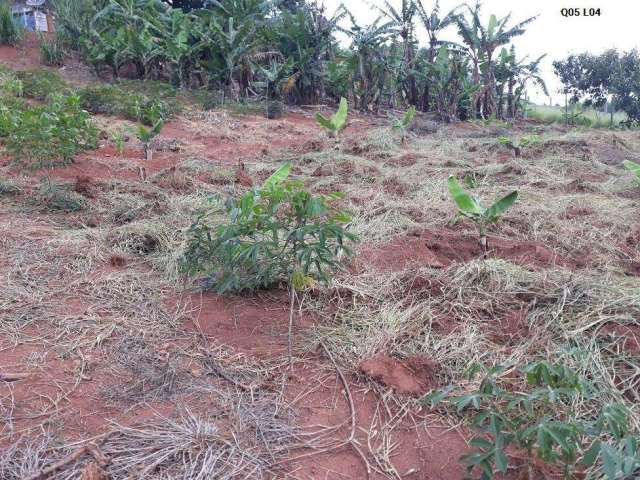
<box><xmin>624</xmin><ymin>160</ymin><xmax>640</xmax><ymax>183</ymax></box>
<box><xmin>0</xmin><ymin>94</ymin><xmax>98</xmax><ymax>168</ymax></box>
<box><xmin>423</xmin><ymin>361</ymin><xmax>640</xmax><ymax>480</ymax></box>
<box><xmin>315</xmin><ymin>97</ymin><xmax>348</xmax><ymax>137</ymax></box>
<box><xmin>447</xmin><ymin>175</ymin><xmax>518</xmax><ymax>238</ymax></box>
<box><xmin>183</xmin><ymin>163</ymin><xmax>357</xmax><ymax>293</ymax></box>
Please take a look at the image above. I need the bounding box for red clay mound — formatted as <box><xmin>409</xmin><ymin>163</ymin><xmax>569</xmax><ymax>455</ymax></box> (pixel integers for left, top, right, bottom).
<box><xmin>359</xmin><ymin>228</ymin><xmax>582</xmax><ymax>272</ymax></box>
<box><xmin>359</xmin><ymin>353</ymin><xmax>438</xmax><ymax>395</ymax></box>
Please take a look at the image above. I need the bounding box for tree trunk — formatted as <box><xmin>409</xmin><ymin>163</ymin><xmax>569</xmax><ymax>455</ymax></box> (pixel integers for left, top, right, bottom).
<box><xmin>506</xmin><ymin>79</ymin><xmax>515</xmax><ymax>117</ymax></box>
<box><xmin>403</xmin><ymin>30</ymin><xmax>417</xmax><ymax>105</ymax></box>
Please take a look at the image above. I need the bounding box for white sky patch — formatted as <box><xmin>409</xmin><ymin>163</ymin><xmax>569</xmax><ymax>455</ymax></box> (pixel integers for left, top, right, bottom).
<box><xmin>323</xmin><ymin>0</ymin><xmax>640</xmax><ymax>105</ymax></box>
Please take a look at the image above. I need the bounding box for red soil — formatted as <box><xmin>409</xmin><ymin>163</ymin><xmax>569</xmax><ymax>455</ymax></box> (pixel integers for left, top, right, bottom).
<box><xmin>358</xmin><ymin>227</ymin><xmax>583</xmax><ymax>272</ymax></box>
<box><xmin>599</xmin><ymin>324</ymin><xmax>640</xmax><ymax>355</ymax></box>
<box><xmin>359</xmin><ymin>353</ymin><xmax>438</xmax><ymax>395</ymax></box>
<box><xmin>0</xmin><ymin>44</ymin><xmax>617</xmax><ymax>480</ymax></box>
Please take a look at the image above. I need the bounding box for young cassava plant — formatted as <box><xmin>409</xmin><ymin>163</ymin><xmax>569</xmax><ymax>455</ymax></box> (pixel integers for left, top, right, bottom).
<box><xmin>135</xmin><ymin>120</ymin><xmax>163</xmax><ymax>161</ymax></box>
<box><xmin>448</xmin><ymin>176</ymin><xmax>518</xmax><ymax>257</ymax></box>
<box><xmin>623</xmin><ymin>160</ymin><xmax>640</xmax><ymax>184</ymax></box>
<box><xmin>423</xmin><ymin>361</ymin><xmax>640</xmax><ymax>480</ymax></box>
<box><xmin>315</xmin><ymin>97</ymin><xmax>348</xmax><ymax>139</ymax></box>
<box><xmin>182</xmin><ymin>162</ymin><xmax>357</xmax><ymax>293</ymax></box>
<box><xmin>390</xmin><ymin>105</ymin><xmax>417</xmax><ymax>144</ymax></box>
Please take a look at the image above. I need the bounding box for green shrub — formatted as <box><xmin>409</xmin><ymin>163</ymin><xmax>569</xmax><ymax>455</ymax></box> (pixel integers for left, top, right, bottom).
<box><xmin>183</xmin><ymin>163</ymin><xmax>357</xmax><ymax>293</ymax></box>
<box><xmin>0</xmin><ymin>103</ymin><xmax>18</xmax><ymax>137</ymax></box>
<box><xmin>624</xmin><ymin>160</ymin><xmax>640</xmax><ymax>183</ymax></box>
<box><xmin>497</xmin><ymin>134</ymin><xmax>542</xmax><ymax>156</ymax></box>
<box><xmin>424</xmin><ymin>362</ymin><xmax>640</xmax><ymax>480</ymax></box>
<box><xmin>266</xmin><ymin>100</ymin><xmax>283</xmax><ymax>119</ymax></box>
<box><xmin>5</xmin><ymin>94</ymin><xmax>98</xmax><ymax>168</ymax></box>
<box><xmin>135</xmin><ymin>120</ymin><xmax>164</xmax><ymax>161</ymax></box>
<box><xmin>15</xmin><ymin>70</ymin><xmax>68</xmax><ymax>101</ymax></box>
<box><xmin>78</xmin><ymin>84</ymin><xmax>171</xmax><ymax>126</ymax></box>
<box><xmin>0</xmin><ymin>0</ymin><xmax>22</xmax><ymax>46</ymax></box>
<box><xmin>0</xmin><ymin>70</ymin><xmax>23</xmax><ymax>97</ymax></box>
<box><xmin>39</xmin><ymin>34</ymin><xmax>66</xmax><ymax>66</ymax></box>
<box><xmin>0</xmin><ymin>178</ymin><xmax>20</xmax><ymax>195</ymax></box>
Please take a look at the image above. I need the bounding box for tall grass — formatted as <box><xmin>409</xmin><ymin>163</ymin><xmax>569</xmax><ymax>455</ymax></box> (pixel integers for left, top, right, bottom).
<box><xmin>39</xmin><ymin>34</ymin><xmax>66</xmax><ymax>66</ymax></box>
<box><xmin>0</xmin><ymin>0</ymin><xmax>22</xmax><ymax>46</ymax></box>
<box><xmin>529</xmin><ymin>104</ymin><xmax>628</xmax><ymax>128</ymax></box>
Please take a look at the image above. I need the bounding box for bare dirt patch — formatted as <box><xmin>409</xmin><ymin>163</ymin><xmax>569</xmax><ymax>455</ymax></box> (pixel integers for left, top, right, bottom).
<box><xmin>359</xmin><ymin>353</ymin><xmax>438</xmax><ymax>395</ymax></box>
<box><xmin>358</xmin><ymin>227</ymin><xmax>583</xmax><ymax>272</ymax></box>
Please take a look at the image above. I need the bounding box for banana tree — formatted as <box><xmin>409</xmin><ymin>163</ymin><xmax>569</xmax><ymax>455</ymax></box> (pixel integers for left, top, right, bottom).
<box><xmin>448</xmin><ymin>175</ymin><xmax>518</xmax><ymax>257</ymax></box>
<box><xmin>315</xmin><ymin>97</ymin><xmax>348</xmax><ymax>138</ymax></box>
<box><xmin>162</xmin><ymin>8</ymin><xmax>199</xmax><ymax>88</ymax></box>
<box><xmin>376</xmin><ymin>0</ymin><xmax>418</xmax><ymax>104</ymax></box>
<box><xmin>342</xmin><ymin>12</ymin><xmax>395</xmax><ymax>112</ymax></box>
<box><xmin>390</xmin><ymin>105</ymin><xmax>416</xmax><ymax>144</ymax></box>
<box><xmin>136</xmin><ymin>120</ymin><xmax>163</xmax><ymax>161</ymax></box>
<box><xmin>88</xmin><ymin>0</ymin><xmax>169</xmax><ymax>78</ymax></box>
<box><xmin>197</xmin><ymin>13</ymin><xmax>258</xmax><ymax>101</ymax></box>
<box><xmin>414</xmin><ymin>0</ymin><xmax>459</xmax><ymax>111</ymax></box>
<box><xmin>430</xmin><ymin>46</ymin><xmax>476</xmax><ymax>122</ymax></box>
<box><xmin>267</xmin><ymin>3</ymin><xmax>346</xmax><ymax>105</ymax></box>
<box><xmin>256</xmin><ymin>58</ymin><xmax>293</xmax><ymax>118</ymax></box>
<box><xmin>455</xmin><ymin>4</ymin><xmax>537</xmax><ymax>118</ymax></box>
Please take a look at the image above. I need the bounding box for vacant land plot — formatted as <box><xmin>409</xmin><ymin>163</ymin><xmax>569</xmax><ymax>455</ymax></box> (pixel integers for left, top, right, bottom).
<box><xmin>1</xmin><ymin>49</ymin><xmax>640</xmax><ymax>480</ymax></box>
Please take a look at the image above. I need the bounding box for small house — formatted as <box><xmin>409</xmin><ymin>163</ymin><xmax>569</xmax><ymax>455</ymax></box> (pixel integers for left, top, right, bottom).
<box><xmin>11</xmin><ymin>0</ymin><xmax>52</xmax><ymax>32</ymax></box>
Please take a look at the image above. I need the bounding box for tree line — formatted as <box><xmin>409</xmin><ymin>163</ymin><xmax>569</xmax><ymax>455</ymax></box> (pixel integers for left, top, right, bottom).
<box><xmin>553</xmin><ymin>49</ymin><xmax>640</xmax><ymax>126</ymax></box>
<box><xmin>46</xmin><ymin>0</ymin><xmax>547</xmax><ymax>121</ymax></box>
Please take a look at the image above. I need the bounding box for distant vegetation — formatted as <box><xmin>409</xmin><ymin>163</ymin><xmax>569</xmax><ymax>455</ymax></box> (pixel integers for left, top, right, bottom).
<box><xmin>38</xmin><ymin>0</ymin><xmax>547</xmax><ymax>123</ymax></box>
<box><xmin>529</xmin><ymin>104</ymin><xmax>628</xmax><ymax>128</ymax></box>
<box><xmin>554</xmin><ymin>49</ymin><xmax>640</xmax><ymax>127</ymax></box>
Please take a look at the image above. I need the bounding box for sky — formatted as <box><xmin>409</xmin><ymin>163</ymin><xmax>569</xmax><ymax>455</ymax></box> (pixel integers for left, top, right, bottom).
<box><xmin>321</xmin><ymin>0</ymin><xmax>640</xmax><ymax>105</ymax></box>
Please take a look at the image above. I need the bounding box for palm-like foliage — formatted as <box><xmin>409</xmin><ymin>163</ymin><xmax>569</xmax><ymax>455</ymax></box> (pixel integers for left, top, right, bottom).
<box><xmin>375</xmin><ymin>0</ymin><xmax>418</xmax><ymax>105</ymax></box>
<box><xmin>162</xmin><ymin>9</ymin><xmax>200</xmax><ymax>88</ymax></box>
<box><xmin>455</xmin><ymin>2</ymin><xmax>537</xmax><ymax>118</ymax></box>
<box><xmin>197</xmin><ymin>13</ymin><xmax>259</xmax><ymax>99</ymax></box>
<box><xmin>414</xmin><ymin>0</ymin><xmax>459</xmax><ymax>110</ymax></box>
<box><xmin>342</xmin><ymin>12</ymin><xmax>395</xmax><ymax>111</ymax></box>
<box><xmin>267</xmin><ymin>2</ymin><xmax>346</xmax><ymax>104</ymax></box>
<box><xmin>88</xmin><ymin>0</ymin><xmax>169</xmax><ymax>77</ymax></box>
<box><xmin>53</xmin><ymin>0</ymin><xmax>541</xmax><ymax>122</ymax></box>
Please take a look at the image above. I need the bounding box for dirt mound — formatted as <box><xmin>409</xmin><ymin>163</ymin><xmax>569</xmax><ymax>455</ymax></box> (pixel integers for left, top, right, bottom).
<box><xmin>541</xmin><ymin>138</ymin><xmax>591</xmax><ymax>158</ymax></box>
<box><xmin>358</xmin><ymin>228</ymin><xmax>582</xmax><ymax>272</ymax></box>
<box><xmin>73</xmin><ymin>175</ymin><xmax>100</xmax><ymax>199</ymax></box>
<box><xmin>408</xmin><ymin>118</ymin><xmax>439</xmax><ymax>135</ymax></box>
<box><xmin>391</xmin><ymin>152</ymin><xmax>431</xmax><ymax>167</ymax></box>
<box><xmin>489</xmin><ymin>308</ymin><xmax>531</xmax><ymax>344</ymax></box>
<box><xmin>341</xmin><ymin>137</ymin><xmax>372</xmax><ymax>155</ymax></box>
<box><xmin>359</xmin><ymin>353</ymin><xmax>437</xmax><ymax>395</ymax></box>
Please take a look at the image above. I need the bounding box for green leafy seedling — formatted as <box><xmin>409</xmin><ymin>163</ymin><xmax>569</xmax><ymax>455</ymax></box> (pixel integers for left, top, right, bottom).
<box><xmin>111</xmin><ymin>130</ymin><xmax>125</xmax><ymax>156</ymax></box>
<box><xmin>135</xmin><ymin>121</ymin><xmax>163</xmax><ymax>161</ymax></box>
<box><xmin>623</xmin><ymin>160</ymin><xmax>640</xmax><ymax>184</ymax></box>
<box><xmin>315</xmin><ymin>97</ymin><xmax>348</xmax><ymax>139</ymax></box>
<box><xmin>391</xmin><ymin>105</ymin><xmax>416</xmax><ymax>144</ymax></box>
<box><xmin>498</xmin><ymin>135</ymin><xmax>541</xmax><ymax>157</ymax></box>
<box><xmin>448</xmin><ymin>175</ymin><xmax>518</xmax><ymax>257</ymax></box>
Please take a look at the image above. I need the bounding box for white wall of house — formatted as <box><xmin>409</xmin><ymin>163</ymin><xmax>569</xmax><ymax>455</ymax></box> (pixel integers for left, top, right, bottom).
<box><xmin>11</xmin><ymin>1</ymin><xmax>50</xmax><ymax>32</ymax></box>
